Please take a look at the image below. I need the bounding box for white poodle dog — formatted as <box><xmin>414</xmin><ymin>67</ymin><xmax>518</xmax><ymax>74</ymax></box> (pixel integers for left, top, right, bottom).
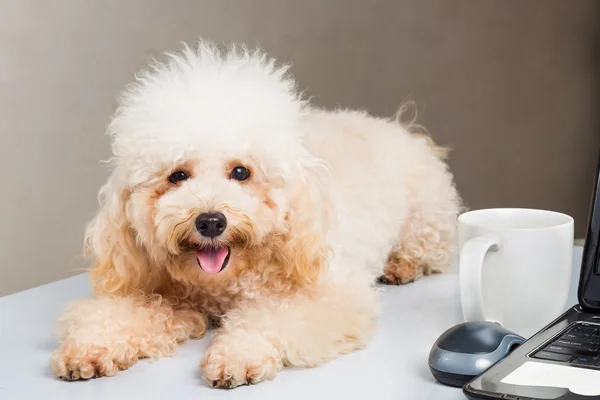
<box><xmin>50</xmin><ymin>41</ymin><xmax>461</xmax><ymax>388</ymax></box>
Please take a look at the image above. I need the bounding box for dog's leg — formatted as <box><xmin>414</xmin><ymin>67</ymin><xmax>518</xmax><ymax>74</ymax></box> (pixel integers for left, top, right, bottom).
<box><xmin>379</xmin><ymin>209</ymin><xmax>458</xmax><ymax>285</ymax></box>
<box><xmin>50</xmin><ymin>296</ymin><xmax>207</xmax><ymax>380</ymax></box>
<box><xmin>201</xmin><ymin>280</ymin><xmax>379</xmax><ymax>389</ymax></box>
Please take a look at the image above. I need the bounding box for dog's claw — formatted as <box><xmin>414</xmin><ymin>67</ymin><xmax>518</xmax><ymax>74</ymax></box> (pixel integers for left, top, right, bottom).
<box><xmin>377</xmin><ymin>275</ymin><xmax>415</xmax><ymax>285</ymax></box>
<box><xmin>377</xmin><ymin>275</ymin><xmax>395</xmax><ymax>285</ymax></box>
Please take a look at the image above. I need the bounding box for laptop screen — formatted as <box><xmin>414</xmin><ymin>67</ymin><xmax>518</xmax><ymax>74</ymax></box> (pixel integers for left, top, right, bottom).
<box><xmin>578</xmin><ymin>150</ymin><xmax>600</xmax><ymax>310</ymax></box>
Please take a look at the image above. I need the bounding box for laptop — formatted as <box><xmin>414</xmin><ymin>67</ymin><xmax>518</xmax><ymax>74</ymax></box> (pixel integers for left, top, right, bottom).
<box><xmin>463</xmin><ymin>150</ymin><xmax>600</xmax><ymax>400</ymax></box>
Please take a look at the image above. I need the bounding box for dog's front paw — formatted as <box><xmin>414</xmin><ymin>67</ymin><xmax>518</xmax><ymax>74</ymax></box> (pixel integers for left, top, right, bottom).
<box><xmin>50</xmin><ymin>342</ymin><xmax>137</xmax><ymax>381</ymax></box>
<box><xmin>200</xmin><ymin>342</ymin><xmax>281</xmax><ymax>389</ymax></box>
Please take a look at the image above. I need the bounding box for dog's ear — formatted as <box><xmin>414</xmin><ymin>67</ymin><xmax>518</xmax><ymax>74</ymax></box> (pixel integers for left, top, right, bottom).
<box><xmin>85</xmin><ymin>171</ymin><xmax>149</xmax><ymax>296</ymax></box>
<box><xmin>278</xmin><ymin>153</ymin><xmax>332</xmax><ymax>285</ymax></box>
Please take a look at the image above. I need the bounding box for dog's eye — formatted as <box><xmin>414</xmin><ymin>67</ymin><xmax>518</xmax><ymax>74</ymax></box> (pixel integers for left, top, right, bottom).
<box><xmin>168</xmin><ymin>171</ymin><xmax>189</xmax><ymax>184</ymax></box>
<box><xmin>230</xmin><ymin>166</ymin><xmax>251</xmax><ymax>181</ymax></box>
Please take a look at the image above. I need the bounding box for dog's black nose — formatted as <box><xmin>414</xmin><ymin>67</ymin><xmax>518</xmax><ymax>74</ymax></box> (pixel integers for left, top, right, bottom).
<box><xmin>195</xmin><ymin>212</ymin><xmax>227</xmax><ymax>238</ymax></box>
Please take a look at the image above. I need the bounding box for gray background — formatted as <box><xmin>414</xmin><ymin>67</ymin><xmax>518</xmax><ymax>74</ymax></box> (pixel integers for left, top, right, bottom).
<box><xmin>1</xmin><ymin>0</ymin><xmax>599</xmax><ymax>295</ymax></box>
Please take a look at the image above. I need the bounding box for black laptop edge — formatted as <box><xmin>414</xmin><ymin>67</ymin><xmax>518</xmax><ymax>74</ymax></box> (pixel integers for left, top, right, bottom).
<box><xmin>462</xmin><ymin>150</ymin><xmax>600</xmax><ymax>400</ymax></box>
<box><xmin>578</xmin><ymin>150</ymin><xmax>600</xmax><ymax>311</ymax></box>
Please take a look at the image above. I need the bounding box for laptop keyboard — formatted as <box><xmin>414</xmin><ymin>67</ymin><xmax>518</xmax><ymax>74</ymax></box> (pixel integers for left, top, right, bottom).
<box><xmin>532</xmin><ymin>322</ymin><xmax>600</xmax><ymax>368</ymax></box>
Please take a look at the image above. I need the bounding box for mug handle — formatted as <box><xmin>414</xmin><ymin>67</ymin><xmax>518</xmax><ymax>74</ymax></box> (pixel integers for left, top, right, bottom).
<box><xmin>459</xmin><ymin>237</ymin><xmax>500</xmax><ymax>322</ymax></box>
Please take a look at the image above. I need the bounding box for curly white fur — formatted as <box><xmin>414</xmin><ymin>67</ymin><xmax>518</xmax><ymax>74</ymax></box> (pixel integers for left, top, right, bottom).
<box><xmin>50</xmin><ymin>40</ymin><xmax>461</xmax><ymax>388</ymax></box>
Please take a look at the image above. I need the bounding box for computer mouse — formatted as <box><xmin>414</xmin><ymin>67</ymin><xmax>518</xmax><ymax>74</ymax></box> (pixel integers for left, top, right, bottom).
<box><xmin>428</xmin><ymin>321</ymin><xmax>525</xmax><ymax>387</ymax></box>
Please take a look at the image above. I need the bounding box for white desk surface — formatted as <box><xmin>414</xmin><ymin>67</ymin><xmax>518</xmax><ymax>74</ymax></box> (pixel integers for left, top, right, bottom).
<box><xmin>0</xmin><ymin>247</ymin><xmax>583</xmax><ymax>400</ymax></box>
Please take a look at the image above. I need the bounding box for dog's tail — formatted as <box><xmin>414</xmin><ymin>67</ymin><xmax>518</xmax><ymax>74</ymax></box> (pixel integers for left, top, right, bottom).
<box><xmin>394</xmin><ymin>101</ymin><xmax>450</xmax><ymax>160</ymax></box>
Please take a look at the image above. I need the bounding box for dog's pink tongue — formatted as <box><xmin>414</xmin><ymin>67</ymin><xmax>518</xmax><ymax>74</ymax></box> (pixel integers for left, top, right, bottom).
<box><xmin>196</xmin><ymin>247</ymin><xmax>228</xmax><ymax>273</ymax></box>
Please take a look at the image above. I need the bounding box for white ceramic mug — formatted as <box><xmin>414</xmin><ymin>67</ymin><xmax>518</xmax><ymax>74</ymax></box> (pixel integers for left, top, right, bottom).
<box><xmin>458</xmin><ymin>208</ymin><xmax>574</xmax><ymax>338</ymax></box>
